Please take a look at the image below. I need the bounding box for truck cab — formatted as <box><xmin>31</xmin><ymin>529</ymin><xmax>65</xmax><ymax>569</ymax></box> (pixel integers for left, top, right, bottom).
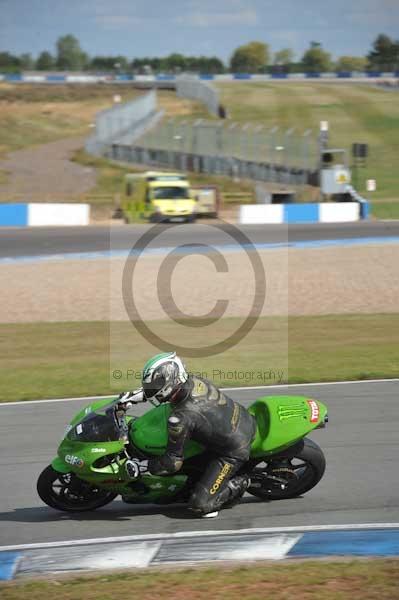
<box><xmin>123</xmin><ymin>172</ymin><xmax>197</xmax><ymax>223</ymax></box>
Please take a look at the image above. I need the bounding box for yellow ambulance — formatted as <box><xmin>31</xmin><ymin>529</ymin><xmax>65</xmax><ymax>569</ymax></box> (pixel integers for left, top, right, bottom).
<box><xmin>122</xmin><ymin>172</ymin><xmax>197</xmax><ymax>223</ymax></box>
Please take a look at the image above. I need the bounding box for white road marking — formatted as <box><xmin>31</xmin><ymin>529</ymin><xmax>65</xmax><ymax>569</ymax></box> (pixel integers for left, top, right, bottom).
<box><xmin>51</xmin><ymin>543</ymin><xmax>160</xmax><ymax>571</ymax></box>
<box><xmin>2</xmin><ymin>523</ymin><xmax>399</xmax><ymax>552</ymax></box>
<box><xmin>79</xmin><ymin>543</ymin><xmax>161</xmax><ymax>569</ymax></box>
<box><xmin>1</xmin><ymin>378</ymin><xmax>398</xmax><ymax>407</ymax></box>
<box><xmin>222</xmin><ymin>534</ymin><xmax>302</xmax><ymax>561</ymax></box>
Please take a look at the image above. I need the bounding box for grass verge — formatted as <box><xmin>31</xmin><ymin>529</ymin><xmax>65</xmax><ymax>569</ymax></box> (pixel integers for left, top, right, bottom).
<box><xmin>1</xmin><ymin>560</ymin><xmax>399</xmax><ymax>600</ymax></box>
<box><xmin>0</xmin><ymin>84</ymin><xmax>205</xmax><ymax>161</ymax></box>
<box><xmin>371</xmin><ymin>201</ymin><xmax>399</xmax><ymax>219</ymax></box>
<box><xmin>217</xmin><ymin>82</ymin><xmax>399</xmax><ymax>202</ymax></box>
<box><xmin>0</xmin><ymin>314</ymin><xmax>398</xmax><ymax>402</ymax></box>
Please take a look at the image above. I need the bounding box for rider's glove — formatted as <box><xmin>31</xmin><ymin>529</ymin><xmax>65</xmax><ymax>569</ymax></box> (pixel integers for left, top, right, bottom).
<box><xmin>118</xmin><ymin>388</ymin><xmax>144</xmax><ymax>407</ymax></box>
<box><xmin>125</xmin><ymin>458</ymin><xmax>148</xmax><ymax>480</ymax></box>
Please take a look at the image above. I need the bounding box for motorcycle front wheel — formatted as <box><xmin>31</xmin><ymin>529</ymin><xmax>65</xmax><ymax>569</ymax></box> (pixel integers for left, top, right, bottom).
<box><xmin>37</xmin><ymin>465</ymin><xmax>117</xmax><ymax>512</ymax></box>
<box><xmin>247</xmin><ymin>437</ymin><xmax>326</xmax><ymax>501</ymax></box>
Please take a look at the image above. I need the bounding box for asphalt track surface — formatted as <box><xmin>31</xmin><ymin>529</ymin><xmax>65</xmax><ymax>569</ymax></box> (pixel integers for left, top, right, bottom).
<box><xmin>1</xmin><ymin>221</ymin><xmax>399</xmax><ymax>259</ymax></box>
<box><xmin>0</xmin><ymin>380</ymin><xmax>398</xmax><ymax>547</ymax></box>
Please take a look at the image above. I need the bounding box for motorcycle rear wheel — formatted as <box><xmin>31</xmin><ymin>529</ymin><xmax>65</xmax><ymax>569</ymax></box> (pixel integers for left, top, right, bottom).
<box><xmin>247</xmin><ymin>437</ymin><xmax>326</xmax><ymax>500</ymax></box>
<box><xmin>37</xmin><ymin>465</ymin><xmax>117</xmax><ymax>512</ymax></box>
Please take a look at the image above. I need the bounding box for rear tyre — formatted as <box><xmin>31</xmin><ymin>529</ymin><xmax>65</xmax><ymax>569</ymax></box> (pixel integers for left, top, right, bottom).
<box><xmin>37</xmin><ymin>465</ymin><xmax>117</xmax><ymax>512</ymax></box>
<box><xmin>247</xmin><ymin>438</ymin><xmax>326</xmax><ymax>500</ymax></box>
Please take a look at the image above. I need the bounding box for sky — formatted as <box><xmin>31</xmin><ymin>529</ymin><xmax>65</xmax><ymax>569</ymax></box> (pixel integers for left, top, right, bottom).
<box><xmin>1</xmin><ymin>0</ymin><xmax>399</xmax><ymax>62</ymax></box>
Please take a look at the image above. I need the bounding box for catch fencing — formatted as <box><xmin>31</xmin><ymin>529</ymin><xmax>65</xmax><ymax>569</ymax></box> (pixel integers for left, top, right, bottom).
<box><xmin>176</xmin><ymin>77</ymin><xmax>220</xmax><ymax>116</ymax></box>
<box><xmin>106</xmin><ymin>119</ymin><xmax>319</xmax><ymax>186</ymax></box>
<box><xmin>84</xmin><ymin>84</ymin><xmax>319</xmax><ymax>185</ymax></box>
<box><xmin>85</xmin><ymin>89</ymin><xmax>163</xmax><ymax>155</ymax></box>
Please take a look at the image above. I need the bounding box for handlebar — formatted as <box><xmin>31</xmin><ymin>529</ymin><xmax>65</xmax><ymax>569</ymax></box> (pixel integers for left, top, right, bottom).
<box><xmin>116</xmin><ymin>389</ymin><xmax>147</xmax><ymax>412</ymax></box>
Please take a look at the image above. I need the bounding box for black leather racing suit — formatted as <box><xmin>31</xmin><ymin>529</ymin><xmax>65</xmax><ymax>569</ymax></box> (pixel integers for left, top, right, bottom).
<box><xmin>148</xmin><ymin>376</ymin><xmax>256</xmax><ymax>514</ymax></box>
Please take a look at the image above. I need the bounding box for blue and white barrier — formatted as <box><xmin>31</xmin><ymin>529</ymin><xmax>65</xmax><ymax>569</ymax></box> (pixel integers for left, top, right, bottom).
<box><xmin>345</xmin><ymin>185</ymin><xmax>370</xmax><ymax>219</ymax></box>
<box><xmin>0</xmin><ymin>203</ymin><xmax>90</xmax><ymax>227</ymax></box>
<box><xmin>239</xmin><ymin>202</ymin><xmax>369</xmax><ymax>225</ymax></box>
<box><xmin>1</xmin><ymin>525</ymin><xmax>398</xmax><ymax>579</ymax></box>
<box><xmin>1</xmin><ymin>71</ymin><xmax>398</xmax><ymax>84</ymax></box>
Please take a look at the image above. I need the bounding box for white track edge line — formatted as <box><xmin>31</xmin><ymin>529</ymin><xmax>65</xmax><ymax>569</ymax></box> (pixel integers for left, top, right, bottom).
<box><xmin>1</xmin><ymin>523</ymin><xmax>399</xmax><ymax>552</ymax></box>
<box><xmin>1</xmin><ymin>378</ymin><xmax>398</xmax><ymax>407</ymax></box>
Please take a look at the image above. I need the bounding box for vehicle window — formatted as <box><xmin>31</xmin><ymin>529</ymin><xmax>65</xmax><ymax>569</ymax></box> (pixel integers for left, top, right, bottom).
<box><xmin>152</xmin><ymin>186</ymin><xmax>189</xmax><ymax>200</ymax></box>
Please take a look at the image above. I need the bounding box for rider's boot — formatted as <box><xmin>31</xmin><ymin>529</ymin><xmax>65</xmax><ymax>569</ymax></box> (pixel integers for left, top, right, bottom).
<box><xmin>201</xmin><ymin>510</ymin><xmax>219</xmax><ymax>518</ymax></box>
<box><xmin>200</xmin><ymin>475</ymin><xmax>250</xmax><ymax>517</ymax></box>
<box><xmin>222</xmin><ymin>474</ymin><xmax>251</xmax><ymax>509</ymax></box>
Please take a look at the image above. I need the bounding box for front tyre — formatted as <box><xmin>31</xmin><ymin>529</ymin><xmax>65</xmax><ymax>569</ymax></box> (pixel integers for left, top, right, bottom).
<box><xmin>37</xmin><ymin>465</ymin><xmax>117</xmax><ymax>512</ymax></box>
<box><xmin>248</xmin><ymin>438</ymin><xmax>326</xmax><ymax>501</ymax></box>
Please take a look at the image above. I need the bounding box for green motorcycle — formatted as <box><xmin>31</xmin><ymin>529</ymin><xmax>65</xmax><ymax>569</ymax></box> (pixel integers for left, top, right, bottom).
<box><xmin>37</xmin><ymin>394</ymin><xmax>328</xmax><ymax>512</ymax></box>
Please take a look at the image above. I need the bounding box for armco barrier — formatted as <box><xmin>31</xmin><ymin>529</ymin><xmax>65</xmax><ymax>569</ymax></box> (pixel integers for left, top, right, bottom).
<box><xmin>239</xmin><ymin>201</ymin><xmax>369</xmax><ymax>224</ymax></box>
<box><xmin>0</xmin><ymin>203</ymin><xmax>90</xmax><ymax>227</ymax></box>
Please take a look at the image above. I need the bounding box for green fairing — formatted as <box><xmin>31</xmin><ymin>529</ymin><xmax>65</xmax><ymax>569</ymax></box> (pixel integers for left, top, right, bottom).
<box><xmin>130</xmin><ymin>402</ymin><xmax>204</xmax><ymax>458</ymax></box>
<box><xmin>248</xmin><ymin>396</ymin><xmax>328</xmax><ymax>457</ymax></box>
<box><xmin>51</xmin><ymin>457</ymin><xmax>70</xmax><ymax>473</ymax></box>
<box><xmin>50</xmin><ymin>394</ymin><xmax>327</xmax><ymax>503</ymax></box>
<box><xmin>130</xmin><ymin>396</ymin><xmax>328</xmax><ymax>458</ymax></box>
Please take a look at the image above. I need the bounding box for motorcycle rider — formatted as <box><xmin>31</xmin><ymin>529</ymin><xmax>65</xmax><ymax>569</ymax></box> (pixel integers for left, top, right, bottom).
<box><xmin>129</xmin><ymin>352</ymin><xmax>256</xmax><ymax>518</ymax></box>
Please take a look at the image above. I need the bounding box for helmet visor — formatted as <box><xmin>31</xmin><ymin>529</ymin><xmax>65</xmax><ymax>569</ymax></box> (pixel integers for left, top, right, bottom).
<box><xmin>142</xmin><ymin>374</ymin><xmax>166</xmax><ymax>400</ymax></box>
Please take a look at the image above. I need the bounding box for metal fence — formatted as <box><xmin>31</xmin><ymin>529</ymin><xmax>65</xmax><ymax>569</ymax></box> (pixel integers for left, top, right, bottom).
<box><xmin>85</xmin><ymin>90</ymin><xmax>163</xmax><ymax>155</ymax></box>
<box><xmin>140</xmin><ymin>119</ymin><xmax>318</xmax><ymax>171</ymax></box>
<box><xmin>176</xmin><ymin>77</ymin><xmax>220</xmax><ymax>116</ymax></box>
<box><xmin>108</xmin><ymin>118</ymin><xmax>318</xmax><ymax>185</ymax></box>
<box><xmin>106</xmin><ymin>143</ymin><xmax>316</xmax><ymax>186</ymax></box>
<box><xmin>85</xmin><ymin>89</ymin><xmax>319</xmax><ymax>185</ymax></box>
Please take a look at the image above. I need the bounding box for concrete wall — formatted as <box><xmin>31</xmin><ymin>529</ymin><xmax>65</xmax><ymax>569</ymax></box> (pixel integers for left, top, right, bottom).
<box><xmin>0</xmin><ymin>203</ymin><xmax>90</xmax><ymax>227</ymax></box>
<box><xmin>239</xmin><ymin>202</ymin><xmax>369</xmax><ymax>224</ymax></box>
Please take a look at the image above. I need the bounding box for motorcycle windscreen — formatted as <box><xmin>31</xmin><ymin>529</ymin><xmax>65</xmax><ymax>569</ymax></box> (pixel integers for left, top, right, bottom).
<box><xmin>66</xmin><ymin>411</ymin><xmax>120</xmax><ymax>443</ymax></box>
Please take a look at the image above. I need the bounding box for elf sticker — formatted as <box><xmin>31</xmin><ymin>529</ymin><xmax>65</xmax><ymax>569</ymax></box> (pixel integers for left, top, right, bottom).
<box><xmin>65</xmin><ymin>454</ymin><xmax>84</xmax><ymax>468</ymax></box>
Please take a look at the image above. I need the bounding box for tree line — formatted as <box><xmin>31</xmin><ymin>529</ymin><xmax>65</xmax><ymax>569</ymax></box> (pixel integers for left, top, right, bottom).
<box><xmin>1</xmin><ymin>34</ymin><xmax>398</xmax><ymax>74</ymax></box>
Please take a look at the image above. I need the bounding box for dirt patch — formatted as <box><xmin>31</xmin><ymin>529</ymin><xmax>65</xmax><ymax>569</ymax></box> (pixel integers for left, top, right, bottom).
<box><xmin>1</xmin><ymin>244</ymin><xmax>398</xmax><ymax>323</ymax></box>
<box><xmin>0</xmin><ymin>137</ymin><xmax>96</xmax><ymax>201</ymax></box>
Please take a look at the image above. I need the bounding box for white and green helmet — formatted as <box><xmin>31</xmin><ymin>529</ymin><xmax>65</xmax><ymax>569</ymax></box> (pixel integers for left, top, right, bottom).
<box><xmin>142</xmin><ymin>352</ymin><xmax>188</xmax><ymax>402</ymax></box>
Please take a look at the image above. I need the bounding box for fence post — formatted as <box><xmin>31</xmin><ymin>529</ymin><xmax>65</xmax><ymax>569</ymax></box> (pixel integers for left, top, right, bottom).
<box><xmin>216</xmin><ymin>122</ymin><xmax>224</xmax><ymax>155</ymax></box>
<box><xmin>254</xmin><ymin>125</ymin><xmax>263</xmax><ymax>164</ymax></box>
<box><xmin>240</xmin><ymin>123</ymin><xmax>250</xmax><ymax>160</ymax></box>
<box><xmin>227</xmin><ymin>122</ymin><xmax>237</xmax><ymax>157</ymax></box>
<box><xmin>284</xmin><ymin>127</ymin><xmax>295</xmax><ymax>172</ymax></box>
<box><xmin>192</xmin><ymin>119</ymin><xmax>202</xmax><ymax>154</ymax></box>
<box><xmin>302</xmin><ymin>129</ymin><xmax>312</xmax><ymax>172</ymax></box>
<box><xmin>269</xmin><ymin>126</ymin><xmax>279</xmax><ymax>178</ymax></box>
